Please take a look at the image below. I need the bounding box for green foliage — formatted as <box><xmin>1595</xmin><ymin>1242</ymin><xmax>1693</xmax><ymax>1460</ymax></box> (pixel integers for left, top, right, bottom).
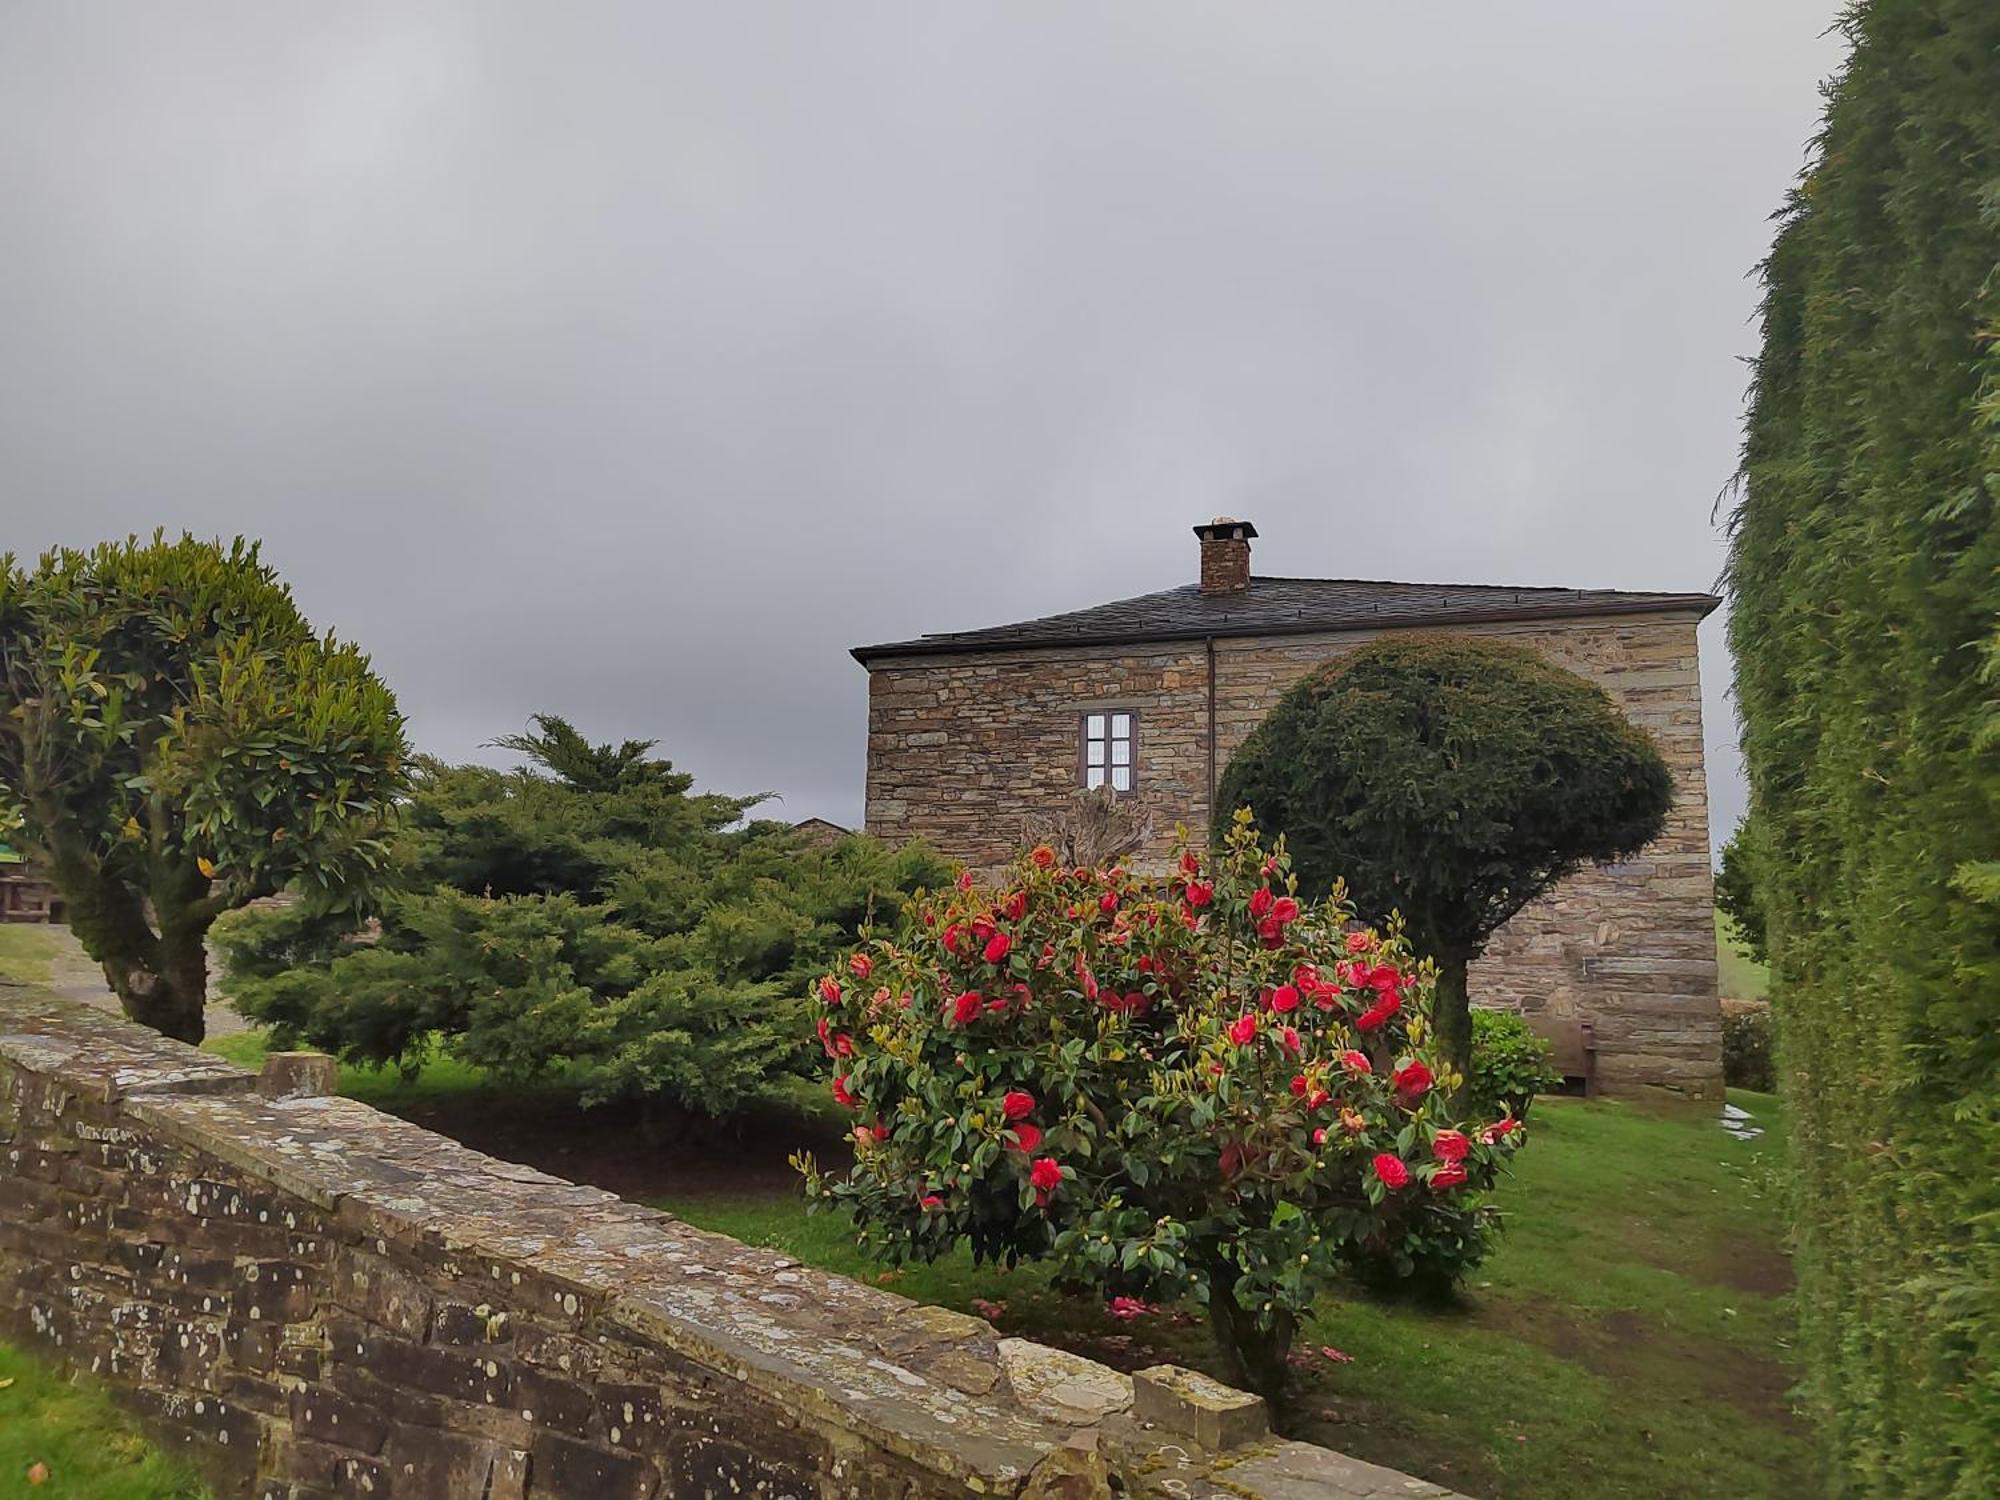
<box><xmin>1468</xmin><ymin>1010</ymin><xmax>1561</xmax><ymax>1122</ymax></box>
<box><xmin>0</xmin><ymin>534</ymin><xmax>407</xmax><ymax>1042</ymax></box>
<box><xmin>1214</xmin><ymin>636</ymin><xmax>1674</xmax><ymax>1076</ymax></box>
<box><xmin>799</xmin><ymin>815</ymin><xmax>1530</xmax><ymax>1400</ymax></box>
<box><xmin>1712</xmin><ymin>820</ymin><xmax>1768</xmax><ymax>964</ymax></box>
<box><xmin>218</xmin><ymin>717</ymin><xmax>946</xmax><ymax>1119</ymax></box>
<box><xmin>1719</xmin><ymin>1004</ymin><xmax>1776</xmax><ymax>1094</ymax></box>
<box><xmin>0</xmin><ymin>1340</ymin><xmax>211</xmax><ymax>1499</ymax></box>
<box><xmin>1726</xmin><ymin>4</ymin><xmax>2000</xmax><ymax>1491</ymax></box>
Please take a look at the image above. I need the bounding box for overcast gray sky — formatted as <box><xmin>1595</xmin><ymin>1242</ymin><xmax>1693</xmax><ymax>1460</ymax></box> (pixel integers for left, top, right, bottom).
<box><xmin>1</xmin><ymin>3</ymin><xmax>1846</xmax><ymax>849</ymax></box>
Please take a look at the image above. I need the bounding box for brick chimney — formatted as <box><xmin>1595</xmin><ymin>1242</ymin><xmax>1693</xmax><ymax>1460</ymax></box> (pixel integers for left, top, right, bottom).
<box><xmin>1194</xmin><ymin>517</ymin><xmax>1257</xmax><ymax>595</ymax></box>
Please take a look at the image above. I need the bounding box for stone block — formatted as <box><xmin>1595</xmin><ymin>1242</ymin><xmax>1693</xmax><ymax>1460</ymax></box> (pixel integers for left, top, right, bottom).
<box><xmin>1131</xmin><ymin>1364</ymin><xmax>1268</xmax><ymax>1451</ymax></box>
<box><xmin>257</xmin><ymin>1053</ymin><xmax>339</xmax><ymax>1100</ymax></box>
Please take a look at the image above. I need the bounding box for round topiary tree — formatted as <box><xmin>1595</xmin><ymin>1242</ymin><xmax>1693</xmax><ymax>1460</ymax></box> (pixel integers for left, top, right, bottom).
<box><xmin>1215</xmin><ymin>637</ymin><xmax>1674</xmax><ymax>1081</ymax></box>
<box><xmin>0</xmin><ymin>534</ymin><xmax>408</xmax><ymax>1043</ymax></box>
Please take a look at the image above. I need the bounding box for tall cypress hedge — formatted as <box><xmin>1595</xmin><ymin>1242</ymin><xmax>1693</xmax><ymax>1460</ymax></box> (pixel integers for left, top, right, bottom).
<box><xmin>1726</xmin><ymin>4</ymin><xmax>1999</xmax><ymax>1493</ymax></box>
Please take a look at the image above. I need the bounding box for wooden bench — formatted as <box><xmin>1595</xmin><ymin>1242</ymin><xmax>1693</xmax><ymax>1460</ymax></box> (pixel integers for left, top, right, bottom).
<box><xmin>1525</xmin><ymin>1015</ymin><xmax>1599</xmax><ymax>1099</ymax></box>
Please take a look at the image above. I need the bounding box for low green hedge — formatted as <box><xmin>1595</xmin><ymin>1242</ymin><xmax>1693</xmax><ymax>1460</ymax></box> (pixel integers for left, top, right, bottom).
<box><xmin>1469</xmin><ymin>1010</ymin><xmax>1561</xmax><ymax>1119</ymax></box>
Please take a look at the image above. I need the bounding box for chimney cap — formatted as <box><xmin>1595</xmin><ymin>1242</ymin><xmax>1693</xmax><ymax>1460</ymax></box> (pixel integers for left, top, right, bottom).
<box><xmin>1192</xmin><ymin>517</ymin><xmax>1259</xmax><ymax>541</ymax></box>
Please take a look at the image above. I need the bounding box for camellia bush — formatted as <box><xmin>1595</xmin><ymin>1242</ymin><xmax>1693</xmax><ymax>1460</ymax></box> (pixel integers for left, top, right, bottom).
<box><xmin>797</xmin><ymin>812</ymin><xmax>1529</xmax><ymax>1400</ymax></box>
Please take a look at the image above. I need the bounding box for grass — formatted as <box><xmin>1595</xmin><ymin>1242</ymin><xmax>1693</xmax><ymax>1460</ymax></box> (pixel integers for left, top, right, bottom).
<box><xmin>0</xmin><ymin>1345</ymin><xmax>210</xmax><ymax>1500</ymax></box>
<box><xmin>1715</xmin><ymin>909</ymin><xmax>1770</xmax><ymax>1001</ymax></box>
<box><xmin>0</xmin><ymin>925</ymin><xmax>57</xmax><ymax>986</ymax></box>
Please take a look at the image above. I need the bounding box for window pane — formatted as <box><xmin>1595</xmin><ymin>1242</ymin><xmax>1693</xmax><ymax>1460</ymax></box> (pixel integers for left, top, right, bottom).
<box><xmin>1085</xmin><ymin>714</ymin><xmax>1106</xmax><ymax>739</ymax></box>
<box><xmin>1086</xmin><ymin>766</ymin><xmax>1106</xmax><ymax>789</ymax></box>
<box><xmin>1110</xmin><ymin>739</ymin><xmax>1129</xmax><ymax>766</ymax></box>
<box><xmin>1110</xmin><ymin>765</ymin><xmax>1131</xmax><ymax>791</ymax></box>
<box><xmin>1111</xmin><ymin>713</ymin><xmax>1131</xmax><ymax>739</ymax></box>
<box><xmin>1086</xmin><ymin>741</ymin><xmax>1105</xmax><ymax>766</ymax></box>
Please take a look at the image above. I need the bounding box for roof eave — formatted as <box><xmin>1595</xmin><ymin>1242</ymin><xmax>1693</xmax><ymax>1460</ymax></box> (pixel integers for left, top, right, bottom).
<box><xmin>850</xmin><ymin>593</ymin><xmax>1720</xmax><ymax>666</ymax></box>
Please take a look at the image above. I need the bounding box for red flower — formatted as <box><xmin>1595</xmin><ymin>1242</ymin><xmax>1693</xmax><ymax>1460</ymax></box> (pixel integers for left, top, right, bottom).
<box><xmin>818</xmin><ymin>976</ymin><xmax>842</xmax><ymax>1006</ymax></box>
<box><xmin>1257</xmin><ymin>916</ymin><xmax>1285</xmax><ymax>947</ymax></box>
<box><xmin>1280</xmin><ymin>1026</ymin><xmax>1301</xmax><ymax>1054</ymax></box>
<box><xmin>1372</xmin><ymin>1153</ymin><xmax>1410</xmax><ymax>1190</ymax></box>
<box><xmin>1249</xmin><ymin>887</ymin><xmax>1275</xmax><ymax>919</ymax></box>
<box><xmin>1356</xmin><ymin>995</ymin><xmax>1400</xmax><ymax>1031</ymax></box>
<box><xmin>1107</xmin><ymin>1295</ymin><xmax>1153</xmax><ymax>1321</ymax></box>
<box><xmin>1099</xmin><ymin>891</ymin><xmax>1119</xmax><ymax>915</ymax></box>
<box><xmin>1029</xmin><ymin>1158</ymin><xmax>1063</xmax><ymax>1200</ymax></box>
<box><xmin>831</xmin><ymin>1076</ymin><xmax>858</xmax><ymax>1110</ymax></box>
<box><xmin>1307</xmin><ymin>1088</ymin><xmax>1331</xmax><ymax>1110</ymax></box>
<box><xmin>1479</xmin><ymin>1118</ymin><xmax>1522</xmax><ymax>1146</ymax></box>
<box><xmin>1392</xmin><ymin>1061</ymin><xmax>1433</xmax><ymax>1097</ymax></box>
<box><xmin>1432</xmin><ymin>1161</ymin><xmax>1468</xmax><ymax>1189</ymax></box>
<box><xmin>1292</xmin><ymin>963</ymin><xmax>1320</xmax><ymax>991</ymax></box>
<box><xmin>1031</xmin><ymin>845</ymin><xmax>1057</xmax><ymax>869</ymax></box>
<box><xmin>831</xmin><ymin>1032</ymin><xmax>854</xmax><ymax>1057</ymax></box>
<box><xmin>920</xmin><ymin>1194</ymin><xmax>944</xmax><ymax>1211</ymax></box>
<box><xmin>1290</xmin><ymin>1074</ymin><xmax>1310</xmax><ymax>1098</ymax></box>
<box><xmin>1184</xmin><ymin>881</ymin><xmax>1214</xmax><ymax>909</ymax></box>
<box><xmin>1002</xmin><ymin>889</ymin><xmax>1029</xmax><ymax>922</ymax></box>
<box><xmin>848</xmin><ymin>953</ymin><xmax>873</xmax><ymax>981</ymax></box>
<box><xmin>1179</xmin><ymin>850</ymin><xmax>1202</xmax><ymax>877</ymax></box>
<box><xmin>1312</xmin><ymin>1127</ymin><xmax>1328</xmax><ymax>1145</ymax></box>
<box><xmin>1270</xmin><ymin>984</ymin><xmax>1300</xmax><ymax>1014</ymax></box>
<box><xmin>971</xmin><ymin>915</ymin><xmax>997</xmax><ymax>942</ymax></box>
<box><xmin>1002</xmin><ymin>1089</ymin><xmax>1036</xmax><ymax>1120</ymax></box>
<box><xmin>1340</xmin><ymin>1050</ymin><xmax>1371</xmax><ymax>1075</ymax></box>
<box><xmin>1227</xmin><ymin>1013</ymin><xmax>1258</xmax><ymax>1046</ymax></box>
<box><xmin>1008</xmin><ymin>1123</ymin><xmax>1043</xmax><ymax>1153</ymax></box>
<box><xmin>949</xmin><ymin>991</ymin><xmax>983</xmax><ymax>1025</ymax></box>
<box><xmin>983</xmin><ymin>932</ymin><xmax>1013</xmax><ymax>964</ymax></box>
<box><xmin>1272</xmin><ymin>896</ymin><xmax>1299</xmax><ymax>924</ymax></box>
<box><xmin>942</xmin><ymin>923</ymin><xmax>965</xmax><ymax>954</ymax></box>
<box><xmin>1433</xmin><ymin>1129</ymin><xmax>1470</xmax><ymax>1163</ymax></box>
<box><xmin>1345</xmin><ymin>930</ymin><xmax>1371</xmax><ymax>954</ymax></box>
<box><xmin>956</xmin><ymin>870</ymin><xmax>975</xmax><ymax>892</ymax></box>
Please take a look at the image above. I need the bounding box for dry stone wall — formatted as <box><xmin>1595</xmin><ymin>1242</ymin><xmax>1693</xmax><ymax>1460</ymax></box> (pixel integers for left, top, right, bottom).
<box><xmin>0</xmin><ymin>989</ymin><xmax>1465</xmax><ymax>1500</ymax></box>
<box><xmin>861</xmin><ymin>612</ymin><xmax>1721</xmax><ymax>1097</ymax></box>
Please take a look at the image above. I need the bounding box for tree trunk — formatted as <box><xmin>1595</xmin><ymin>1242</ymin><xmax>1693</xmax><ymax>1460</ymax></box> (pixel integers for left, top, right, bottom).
<box><xmin>1433</xmin><ymin>953</ymin><xmax>1473</xmax><ymax>1109</ymax></box>
<box><xmin>1201</xmin><ymin>1251</ymin><xmax>1297</xmax><ymax>1409</ymax></box>
<box><xmin>104</xmin><ymin>922</ymin><xmax>209</xmax><ymax>1046</ymax></box>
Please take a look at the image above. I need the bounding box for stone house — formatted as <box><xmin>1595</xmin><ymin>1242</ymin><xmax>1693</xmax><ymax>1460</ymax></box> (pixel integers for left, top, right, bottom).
<box><xmin>851</xmin><ymin>519</ymin><xmax>1723</xmax><ymax>1097</ymax></box>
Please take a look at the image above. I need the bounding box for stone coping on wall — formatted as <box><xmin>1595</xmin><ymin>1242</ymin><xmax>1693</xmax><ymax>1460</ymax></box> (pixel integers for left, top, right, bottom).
<box><xmin>0</xmin><ymin>987</ymin><xmax>1470</xmax><ymax>1499</ymax></box>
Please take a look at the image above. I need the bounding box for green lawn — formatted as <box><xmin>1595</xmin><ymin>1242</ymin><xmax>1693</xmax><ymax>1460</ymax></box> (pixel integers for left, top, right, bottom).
<box><xmin>0</xmin><ymin>1344</ymin><xmax>209</xmax><ymax>1500</ymax></box>
<box><xmin>1716</xmin><ymin>909</ymin><xmax>1770</xmax><ymax>1001</ymax></box>
<box><xmin>0</xmin><ymin>924</ymin><xmax>57</xmax><ymax>986</ymax></box>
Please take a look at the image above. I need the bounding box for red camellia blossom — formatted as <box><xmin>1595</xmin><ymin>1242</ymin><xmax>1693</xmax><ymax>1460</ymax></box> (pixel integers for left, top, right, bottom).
<box><xmin>1184</xmin><ymin>881</ymin><xmax>1214</xmax><ymax>908</ymax></box>
<box><xmin>1393</xmin><ymin>1060</ymin><xmax>1434</xmax><ymax>1096</ymax></box>
<box><xmin>1272</xmin><ymin>896</ymin><xmax>1300</xmax><ymax>925</ymax></box>
<box><xmin>848</xmin><ymin>953</ymin><xmax>873</xmax><ymax>981</ymax></box>
<box><xmin>1290</xmin><ymin>1074</ymin><xmax>1310</xmax><ymax>1098</ymax></box>
<box><xmin>831</xmin><ymin>1076</ymin><xmax>858</xmax><ymax>1109</ymax></box>
<box><xmin>1031</xmin><ymin>845</ymin><xmax>1058</xmax><ymax>869</ymax></box>
<box><xmin>1002</xmin><ymin>889</ymin><xmax>1029</xmax><ymax>922</ymax></box>
<box><xmin>1307</xmin><ymin>1087</ymin><xmax>1331</xmax><ymax>1110</ymax></box>
<box><xmin>1002</xmin><ymin>1089</ymin><xmax>1036</xmax><ymax>1120</ymax></box>
<box><xmin>1249</xmin><ymin>887</ymin><xmax>1275</xmax><ymax>919</ymax></box>
<box><xmin>1432</xmin><ymin>1161</ymin><xmax>1468</xmax><ymax>1189</ymax></box>
<box><xmin>1372</xmin><ymin>1153</ymin><xmax>1411</xmax><ymax>1189</ymax></box>
<box><xmin>920</xmin><ymin>1194</ymin><xmax>944</xmax><ymax>1210</ymax></box>
<box><xmin>1099</xmin><ymin>890</ymin><xmax>1120</xmax><ymax>915</ymax></box>
<box><xmin>1433</xmin><ymin>1129</ymin><xmax>1470</xmax><ymax>1162</ymax></box>
<box><xmin>1345</xmin><ymin>930</ymin><xmax>1372</xmax><ymax>954</ymax></box>
<box><xmin>1008</xmin><ymin>1123</ymin><xmax>1043</xmax><ymax>1153</ymax></box>
<box><xmin>1480</xmin><ymin>1118</ymin><xmax>1522</xmax><ymax>1146</ymax></box>
<box><xmin>957</xmin><ymin>870</ymin><xmax>975</xmax><ymax>892</ymax></box>
<box><xmin>983</xmin><ymin>932</ymin><xmax>1013</xmax><ymax>964</ymax></box>
<box><xmin>1356</xmin><ymin>994</ymin><xmax>1400</xmax><ymax>1031</ymax></box>
<box><xmin>949</xmin><ymin>991</ymin><xmax>983</xmax><ymax>1025</ymax></box>
<box><xmin>1179</xmin><ymin>850</ymin><xmax>1202</xmax><ymax>877</ymax></box>
<box><xmin>1280</xmin><ymin>1026</ymin><xmax>1302</xmax><ymax>1054</ymax></box>
<box><xmin>1270</xmin><ymin>984</ymin><xmax>1300</xmax><ymax>1014</ymax></box>
<box><xmin>1030</xmin><ymin>1157</ymin><xmax>1063</xmax><ymax>1204</ymax></box>
<box><xmin>1312</xmin><ymin>1127</ymin><xmax>1328</xmax><ymax>1145</ymax></box>
<box><xmin>1228</xmin><ymin>1013</ymin><xmax>1258</xmax><ymax>1046</ymax></box>
<box><xmin>1340</xmin><ymin>1049</ymin><xmax>1372</xmax><ymax>1074</ymax></box>
<box><xmin>1107</xmin><ymin>1295</ymin><xmax>1153</xmax><ymax>1320</ymax></box>
<box><xmin>819</xmin><ymin>976</ymin><xmax>842</xmax><ymax>1006</ymax></box>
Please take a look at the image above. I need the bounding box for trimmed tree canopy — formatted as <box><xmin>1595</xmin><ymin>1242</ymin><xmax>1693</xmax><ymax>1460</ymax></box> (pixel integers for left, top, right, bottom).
<box><xmin>1215</xmin><ymin>636</ymin><xmax>1674</xmax><ymax>1071</ymax></box>
<box><xmin>0</xmin><ymin>535</ymin><xmax>408</xmax><ymax>1042</ymax></box>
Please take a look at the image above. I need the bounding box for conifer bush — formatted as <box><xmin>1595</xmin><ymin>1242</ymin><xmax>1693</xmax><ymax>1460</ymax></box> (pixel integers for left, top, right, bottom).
<box><xmin>1727</xmin><ymin>3</ymin><xmax>1999</xmax><ymax>1489</ymax></box>
<box><xmin>798</xmin><ymin>814</ymin><xmax>1529</xmax><ymax>1401</ymax></box>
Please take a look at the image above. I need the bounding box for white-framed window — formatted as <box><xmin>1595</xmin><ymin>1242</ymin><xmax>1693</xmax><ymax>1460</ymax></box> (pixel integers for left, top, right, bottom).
<box><xmin>1082</xmin><ymin>710</ymin><xmax>1135</xmax><ymax>793</ymax></box>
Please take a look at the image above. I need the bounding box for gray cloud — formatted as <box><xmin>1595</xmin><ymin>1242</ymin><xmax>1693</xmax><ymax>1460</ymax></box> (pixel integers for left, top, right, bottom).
<box><xmin>0</xmin><ymin>2</ymin><xmax>1847</xmax><ymax>847</ymax></box>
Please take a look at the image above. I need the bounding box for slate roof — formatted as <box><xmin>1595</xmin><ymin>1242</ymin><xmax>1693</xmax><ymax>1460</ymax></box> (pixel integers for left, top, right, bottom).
<box><xmin>851</xmin><ymin>575</ymin><xmax>1719</xmax><ymax>663</ymax></box>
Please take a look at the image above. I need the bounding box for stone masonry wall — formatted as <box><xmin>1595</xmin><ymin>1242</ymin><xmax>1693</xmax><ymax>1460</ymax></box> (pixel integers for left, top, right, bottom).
<box><xmin>0</xmin><ymin>989</ymin><xmax>1464</xmax><ymax>1500</ymax></box>
<box><xmin>861</xmin><ymin>612</ymin><xmax>1721</xmax><ymax>1097</ymax></box>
